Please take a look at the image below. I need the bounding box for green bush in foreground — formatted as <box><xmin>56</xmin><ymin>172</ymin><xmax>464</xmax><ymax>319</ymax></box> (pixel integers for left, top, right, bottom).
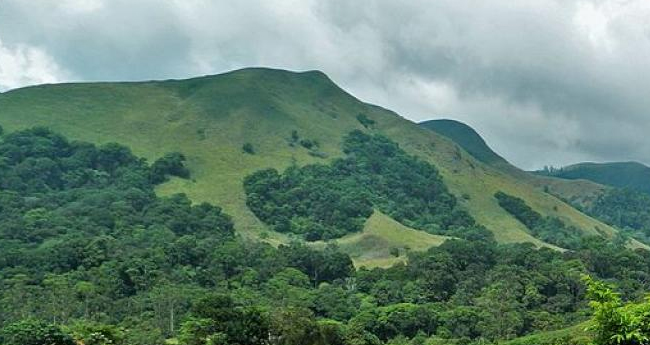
<box><xmin>0</xmin><ymin>319</ymin><xmax>75</xmax><ymax>345</ymax></box>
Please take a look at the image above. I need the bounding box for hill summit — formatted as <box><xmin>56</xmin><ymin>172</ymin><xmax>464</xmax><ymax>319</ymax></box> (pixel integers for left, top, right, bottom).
<box><xmin>419</xmin><ymin>119</ymin><xmax>506</xmax><ymax>165</ymax></box>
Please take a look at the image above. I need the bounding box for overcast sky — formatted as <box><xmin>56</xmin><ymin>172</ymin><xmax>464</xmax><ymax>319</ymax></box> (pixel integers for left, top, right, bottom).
<box><xmin>1</xmin><ymin>0</ymin><xmax>649</xmax><ymax>169</ymax></box>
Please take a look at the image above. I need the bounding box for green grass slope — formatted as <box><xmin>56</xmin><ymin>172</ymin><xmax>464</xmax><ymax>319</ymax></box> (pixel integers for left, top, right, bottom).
<box><xmin>419</xmin><ymin>118</ymin><xmax>606</xmax><ymax>208</ymax></box>
<box><xmin>537</xmin><ymin>161</ymin><xmax>650</xmax><ymax>194</ymax></box>
<box><xmin>329</xmin><ymin>210</ymin><xmax>451</xmax><ymax>268</ymax></box>
<box><xmin>0</xmin><ymin>67</ymin><xmax>632</xmax><ymax>253</ymax></box>
<box><xmin>419</xmin><ymin>119</ymin><xmax>507</xmax><ymax>165</ymax></box>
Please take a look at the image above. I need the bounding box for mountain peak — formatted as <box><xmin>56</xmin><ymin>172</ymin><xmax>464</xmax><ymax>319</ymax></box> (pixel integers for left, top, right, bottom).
<box><xmin>419</xmin><ymin>119</ymin><xmax>507</xmax><ymax>165</ymax></box>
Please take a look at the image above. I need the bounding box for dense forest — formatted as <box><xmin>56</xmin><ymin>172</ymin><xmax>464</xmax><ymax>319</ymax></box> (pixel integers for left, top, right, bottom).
<box><xmin>584</xmin><ymin>188</ymin><xmax>650</xmax><ymax>244</ymax></box>
<box><xmin>2</xmin><ymin>127</ymin><xmax>650</xmax><ymax>345</ymax></box>
<box><xmin>244</xmin><ymin>130</ymin><xmax>482</xmax><ymax>241</ymax></box>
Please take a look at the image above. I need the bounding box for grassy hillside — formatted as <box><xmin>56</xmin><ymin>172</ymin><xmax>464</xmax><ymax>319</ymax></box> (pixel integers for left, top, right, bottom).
<box><xmin>419</xmin><ymin>119</ymin><xmax>607</xmax><ymax>208</ymax></box>
<box><xmin>419</xmin><ymin>119</ymin><xmax>506</xmax><ymax>165</ymax></box>
<box><xmin>328</xmin><ymin>211</ymin><xmax>451</xmax><ymax>268</ymax></box>
<box><xmin>536</xmin><ymin>161</ymin><xmax>650</xmax><ymax>194</ymax></box>
<box><xmin>503</xmin><ymin>323</ymin><xmax>591</xmax><ymax>345</ymax></box>
<box><xmin>0</xmin><ymin>67</ymin><xmax>633</xmax><ymax>254</ymax></box>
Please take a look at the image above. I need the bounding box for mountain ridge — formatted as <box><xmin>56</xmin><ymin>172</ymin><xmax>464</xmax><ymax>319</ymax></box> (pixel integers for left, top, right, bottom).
<box><xmin>535</xmin><ymin>161</ymin><xmax>650</xmax><ymax>194</ymax></box>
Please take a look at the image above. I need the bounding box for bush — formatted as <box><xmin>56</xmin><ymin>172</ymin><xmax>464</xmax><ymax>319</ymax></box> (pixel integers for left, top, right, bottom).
<box><xmin>242</xmin><ymin>142</ymin><xmax>255</xmax><ymax>154</ymax></box>
<box><xmin>0</xmin><ymin>319</ymin><xmax>75</xmax><ymax>345</ymax></box>
<box><xmin>299</xmin><ymin>139</ymin><xmax>317</xmax><ymax>150</ymax></box>
<box><xmin>356</xmin><ymin>113</ymin><xmax>376</xmax><ymax>128</ymax></box>
<box><xmin>150</xmin><ymin>152</ymin><xmax>191</xmax><ymax>183</ymax></box>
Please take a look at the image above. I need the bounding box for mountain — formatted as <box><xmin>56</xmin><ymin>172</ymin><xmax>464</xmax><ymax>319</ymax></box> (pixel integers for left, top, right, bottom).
<box><xmin>419</xmin><ymin>119</ymin><xmax>507</xmax><ymax>165</ymax></box>
<box><xmin>2</xmin><ymin>67</ymin><xmax>649</xmax><ymax>345</ymax></box>
<box><xmin>536</xmin><ymin>161</ymin><xmax>650</xmax><ymax>194</ymax></box>
<box><xmin>0</xmin><ymin>67</ymin><xmax>639</xmax><ymax>266</ymax></box>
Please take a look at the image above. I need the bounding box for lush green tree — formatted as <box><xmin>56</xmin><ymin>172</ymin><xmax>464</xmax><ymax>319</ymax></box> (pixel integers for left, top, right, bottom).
<box><xmin>69</xmin><ymin>321</ymin><xmax>125</xmax><ymax>345</ymax></box>
<box><xmin>187</xmin><ymin>293</ymin><xmax>271</xmax><ymax>345</ymax></box>
<box><xmin>584</xmin><ymin>275</ymin><xmax>649</xmax><ymax>345</ymax></box>
<box><xmin>0</xmin><ymin>319</ymin><xmax>75</xmax><ymax>345</ymax></box>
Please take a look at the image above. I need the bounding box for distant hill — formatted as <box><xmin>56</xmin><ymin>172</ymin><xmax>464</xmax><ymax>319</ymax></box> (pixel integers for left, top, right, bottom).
<box><xmin>419</xmin><ymin>119</ymin><xmax>507</xmax><ymax>165</ymax></box>
<box><xmin>419</xmin><ymin>118</ymin><xmax>607</xmax><ymax>208</ymax></box>
<box><xmin>536</xmin><ymin>161</ymin><xmax>650</xmax><ymax>194</ymax></box>
<box><xmin>0</xmin><ymin>67</ymin><xmax>638</xmax><ymax>264</ymax></box>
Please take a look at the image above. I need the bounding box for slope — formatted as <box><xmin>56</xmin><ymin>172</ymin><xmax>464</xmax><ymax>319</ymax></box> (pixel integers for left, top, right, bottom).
<box><xmin>419</xmin><ymin>119</ymin><xmax>507</xmax><ymax>165</ymax></box>
<box><xmin>332</xmin><ymin>211</ymin><xmax>451</xmax><ymax>268</ymax></box>
<box><xmin>0</xmin><ymin>67</ymin><xmax>630</xmax><ymax>252</ymax></box>
<box><xmin>419</xmin><ymin>118</ymin><xmax>607</xmax><ymax>208</ymax></box>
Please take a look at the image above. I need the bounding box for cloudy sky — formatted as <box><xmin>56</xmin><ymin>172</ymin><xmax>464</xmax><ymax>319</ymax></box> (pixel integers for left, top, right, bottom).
<box><xmin>1</xmin><ymin>0</ymin><xmax>649</xmax><ymax>169</ymax></box>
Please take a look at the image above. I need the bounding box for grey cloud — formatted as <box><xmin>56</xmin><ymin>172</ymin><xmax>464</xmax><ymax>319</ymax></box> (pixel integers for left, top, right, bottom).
<box><xmin>1</xmin><ymin>0</ymin><xmax>649</xmax><ymax>169</ymax></box>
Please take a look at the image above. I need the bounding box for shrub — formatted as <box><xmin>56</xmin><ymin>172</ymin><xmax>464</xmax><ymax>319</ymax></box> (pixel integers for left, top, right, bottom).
<box><xmin>242</xmin><ymin>142</ymin><xmax>255</xmax><ymax>154</ymax></box>
<box><xmin>150</xmin><ymin>152</ymin><xmax>190</xmax><ymax>183</ymax></box>
<box><xmin>0</xmin><ymin>319</ymin><xmax>75</xmax><ymax>345</ymax></box>
<box><xmin>299</xmin><ymin>139</ymin><xmax>317</xmax><ymax>150</ymax></box>
<box><xmin>356</xmin><ymin>113</ymin><xmax>376</xmax><ymax>128</ymax></box>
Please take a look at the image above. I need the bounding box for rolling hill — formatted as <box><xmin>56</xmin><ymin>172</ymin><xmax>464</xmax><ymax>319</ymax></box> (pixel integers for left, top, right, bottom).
<box><xmin>0</xmin><ymin>67</ymin><xmax>639</xmax><ymax>265</ymax></box>
<box><xmin>535</xmin><ymin>161</ymin><xmax>650</xmax><ymax>194</ymax></box>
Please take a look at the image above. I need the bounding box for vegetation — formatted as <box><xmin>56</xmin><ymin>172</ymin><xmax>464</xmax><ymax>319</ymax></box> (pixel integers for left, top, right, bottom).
<box><xmin>356</xmin><ymin>113</ymin><xmax>376</xmax><ymax>129</ymax></box>
<box><xmin>580</xmin><ymin>188</ymin><xmax>650</xmax><ymax>244</ymax></box>
<box><xmin>150</xmin><ymin>152</ymin><xmax>191</xmax><ymax>183</ymax></box>
<box><xmin>0</xmin><ymin>320</ymin><xmax>75</xmax><ymax>345</ymax></box>
<box><xmin>536</xmin><ymin>162</ymin><xmax>650</xmax><ymax>195</ymax></box>
<box><xmin>243</xmin><ymin>142</ymin><xmax>255</xmax><ymax>154</ymax></box>
<box><xmin>4</xmin><ymin>127</ymin><xmax>650</xmax><ymax>344</ymax></box>
<box><xmin>244</xmin><ymin>130</ymin><xmax>482</xmax><ymax>241</ymax></box>
<box><xmin>495</xmin><ymin>191</ymin><xmax>585</xmax><ymax>249</ymax></box>
<box><xmin>583</xmin><ymin>275</ymin><xmax>650</xmax><ymax>345</ymax></box>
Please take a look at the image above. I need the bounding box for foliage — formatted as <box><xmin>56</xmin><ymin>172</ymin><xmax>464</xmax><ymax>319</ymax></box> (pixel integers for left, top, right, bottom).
<box><xmin>243</xmin><ymin>142</ymin><xmax>255</xmax><ymax>154</ymax></box>
<box><xmin>70</xmin><ymin>321</ymin><xmax>126</xmax><ymax>345</ymax></box>
<box><xmin>150</xmin><ymin>152</ymin><xmax>191</xmax><ymax>184</ymax></box>
<box><xmin>495</xmin><ymin>191</ymin><xmax>585</xmax><ymax>249</ymax></box>
<box><xmin>300</xmin><ymin>138</ymin><xmax>318</xmax><ymax>150</ymax></box>
<box><xmin>584</xmin><ymin>275</ymin><xmax>650</xmax><ymax>345</ymax></box>
<box><xmin>586</xmin><ymin>188</ymin><xmax>650</xmax><ymax>244</ymax></box>
<box><xmin>245</xmin><ymin>131</ymin><xmax>478</xmax><ymax>240</ymax></box>
<box><xmin>0</xmin><ymin>319</ymin><xmax>75</xmax><ymax>345</ymax></box>
<box><xmin>356</xmin><ymin>114</ymin><xmax>376</xmax><ymax>129</ymax></box>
